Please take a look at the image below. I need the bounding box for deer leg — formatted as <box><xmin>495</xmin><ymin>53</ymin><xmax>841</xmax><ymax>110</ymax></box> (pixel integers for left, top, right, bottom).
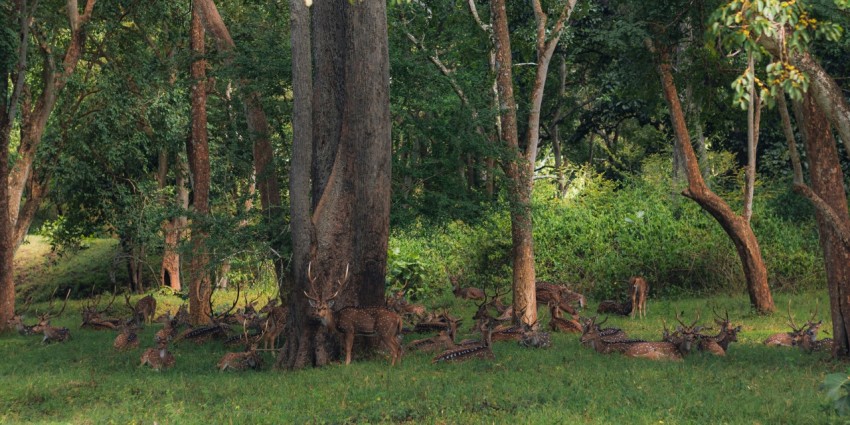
<box><xmin>344</xmin><ymin>331</ymin><xmax>355</xmax><ymax>365</ymax></box>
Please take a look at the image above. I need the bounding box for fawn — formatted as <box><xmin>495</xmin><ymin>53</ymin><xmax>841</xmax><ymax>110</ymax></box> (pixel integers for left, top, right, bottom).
<box><xmin>303</xmin><ymin>262</ymin><xmax>403</xmax><ymax>366</ymax></box>
<box><xmin>140</xmin><ymin>341</ymin><xmax>175</xmax><ymax>371</ymax></box>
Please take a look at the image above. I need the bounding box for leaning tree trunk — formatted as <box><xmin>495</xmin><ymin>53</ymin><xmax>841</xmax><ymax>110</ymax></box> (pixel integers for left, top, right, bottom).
<box><xmin>187</xmin><ymin>3</ymin><xmax>212</xmax><ymax>325</ymax></box>
<box><xmin>0</xmin><ymin>0</ymin><xmax>97</xmax><ymax>330</ymax></box>
<box><xmin>797</xmin><ymin>93</ymin><xmax>850</xmax><ymax>358</ymax></box>
<box><xmin>281</xmin><ymin>0</ymin><xmax>392</xmax><ymax>369</ymax></box>
<box><xmin>649</xmin><ymin>40</ymin><xmax>774</xmax><ymax>313</ymax></box>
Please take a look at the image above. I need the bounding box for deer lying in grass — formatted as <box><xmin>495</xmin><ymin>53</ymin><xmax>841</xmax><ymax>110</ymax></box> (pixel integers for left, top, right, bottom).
<box><xmin>304</xmin><ymin>262</ymin><xmax>403</xmax><ymax>366</ymax></box>
<box><xmin>580</xmin><ymin>316</ymin><xmax>646</xmax><ymax>354</ymax></box>
<box><xmin>449</xmin><ymin>274</ymin><xmax>486</xmax><ymax>301</ymax></box>
<box><xmin>114</xmin><ymin>323</ymin><xmax>140</xmax><ymax>351</ymax></box>
<box><xmin>37</xmin><ymin>289</ymin><xmax>72</xmax><ymax>344</ymax></box>
<box><xmin>621</xmin><ymin>316</ymin><xmax>698</xmax><ymax>361</ymax></box>
<box><xmin>432</xmin><ymin>317</ymin><xmax>496</xmax><ymax>363</ymax></box>
<box><xmin>7</xmin><ymin>296</ymin><xmax>37</xmax><ymax>335</ymax></box>
<box><xmin>140</xmin><ymin>341</ymin><xmax>175</xmax><ymax>371</ymax></box>
<box><xmin>81</xmin><ymin>291</ymin><xmax>121</xmax><ymax>330</ymax></box>
<box><xmin>697</xmin><ymin>309</ymin><xmax>741</xmax><ymax>356</ymax></box>
<box><xmin>218</xmin><ymin>326</ymin><xmax>264</xmax><ymax>371</ymax></box>
<box><xmin>596</xmin><ymin>299</ymin><xmax>632</xmax><ymax>316</ymax></box>
<box><xmin>548</xmin><ymin>301</ymin><xmax>582</xmax><ymax>333</ymax></box>
<box><xmin>764</xmin><ymin>301</ymin><xmax>819</xmax><ymax>347</ymax></box>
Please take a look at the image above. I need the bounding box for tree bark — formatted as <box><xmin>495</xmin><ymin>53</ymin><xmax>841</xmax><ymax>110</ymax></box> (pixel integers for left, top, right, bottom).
<box><xmin>648</xmin><ymin>40</ymin><xmax>775</xmax><ymax>314</ymax></box>
<box><xmin>282</xmin><ymin>0</ymin><xmax>392</xmax><ymax>369</ymax></box>
<box><xmin>743</xmin><ymin>54</ymin><xmax>761</xmax><ymax>223</ymax></box>
<box><xmin>797</xmin><ymin>93</ymin><xmax>850</xmax><ymax>358</ymax></box>
<box><xmin>187</xmin><ymin>2</ymin><xmax>212</xmax><ymax>325</ymax></box>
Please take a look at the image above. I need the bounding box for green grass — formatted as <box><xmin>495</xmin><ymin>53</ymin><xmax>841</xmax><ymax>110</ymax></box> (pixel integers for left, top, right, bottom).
<box><xmin>1</xmin><ymin>291</ymin><xmax>845</xmax><ymax>424</ymax></box>
<box><xmin>15</xmin><ymin>236</ymin><xmax>127</xmax><ymax>301</ymax></box>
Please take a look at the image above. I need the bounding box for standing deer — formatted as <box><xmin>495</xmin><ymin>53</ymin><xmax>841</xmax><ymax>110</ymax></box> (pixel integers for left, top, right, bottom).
<box><xmin>629</xmin><ymin>276</ymin><xmax>648</xmax><ymax>319</ymax></box>
<box><xmin>125</xmin><ymin>293</ymin><xmax>157</xmax><ymax>325</ymax></box>
<box><xmin>304</xmin><ymin>262</ymin><xmax>403</xmax><ymax>366</ymax></box>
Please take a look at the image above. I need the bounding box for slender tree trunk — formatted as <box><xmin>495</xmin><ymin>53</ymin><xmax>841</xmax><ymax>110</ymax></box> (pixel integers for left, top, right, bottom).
<box><xmin>648</xmin><ymin>40</ymin><xmax>774</xmax><ymax>313</ymax></box>
<box><xmin>194</xmin><ymin>0</ymin><xmax>286</xmax><ymax>287</ymax></box>
<box><xmin>797</xmin><ymin>93</ymin><xmax>850</xmax><ymax>358</ymax></box>
<box><xmin>187</xmin><ymin>3</ymin><xmax>212</xmax><ymax>325</ymax></box>
<box><xmin>282</xmin><ymin>0</ymin><xmax>392</xmax><ymax>369</ymax></box>
<box><xmin>743</xmin><ymin>54</ymin><xmax>761</xmax><ymax>223</ymax></box>
<box><xmin>490</xmin><ymin>0</ymin><xmax>576</xmax><ymax>327</ymax></box>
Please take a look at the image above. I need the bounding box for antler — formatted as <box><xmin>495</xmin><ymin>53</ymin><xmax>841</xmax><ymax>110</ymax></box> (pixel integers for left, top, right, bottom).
<box><xmin>786</xmin><ymin>299</ymin><xmax>801</xmax><ymax>332</ymax></box>
<box><xmin>41</xmin><ymin>288</ymin><xmax>71</xmax><ymax>320</ymax></box>
<box><xmin>329</xmin><ymin>263</ymin><xmax>350</xmax><ymax>301</ymax></box>
<box><xmin>303</xmin><ymin>261</ymin><xmax>321</xmax><ymax>302</ymax></box>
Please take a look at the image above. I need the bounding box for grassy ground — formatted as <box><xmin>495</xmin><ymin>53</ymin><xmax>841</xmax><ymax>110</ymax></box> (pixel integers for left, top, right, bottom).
<box><xmin>14</xmin><ymin>236</ymin><xmax>125</xmax><ymax>301</ymax></box>
<box><xmin>0</xmin><ymin>291</ymin><xmax>845</xmax><ymax>424</ymax></box>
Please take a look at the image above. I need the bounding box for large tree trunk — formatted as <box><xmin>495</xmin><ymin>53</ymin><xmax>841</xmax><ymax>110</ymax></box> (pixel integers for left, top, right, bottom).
<box><xmin>797</xmin><ymin>93</ymin><xmax>850</xmax><ymax>358</ymax></box>
<box><xmin>187</xmin><ymin>3</ymin><xmax>212</xmax><ymax>325</ymax></box>
<box><xmin>649</xmin><ymin>40</ymin><xmax>775</xmax><ymax>313</ymax></box>
<box><xmin>281</xmin><ymin>0</ymin><xmax>392</xmax><ymax>369</ymax></box>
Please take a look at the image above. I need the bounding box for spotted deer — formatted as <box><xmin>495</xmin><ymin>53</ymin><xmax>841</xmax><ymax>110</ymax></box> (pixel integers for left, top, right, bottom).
<box><xmin>140</xmin><ymin>341</ymin><xmax>175</xmax><ymax>371</ymax></box>
<box><xmin>81</xmin><ymin>291</ymin><xmax>122</xmax><ymax>330</ymax></box>
<box><xmin>764</xmin><ymin>301</ymin><xmax>818</xmax><ymax>347</ymax></box>
<box><xmin>125</xmin><ymin>293</ymin><xmax>157</xmax><ymax>325</ymax></box>
<box><xmin>36</xmin><ymin>289</ymin><xmax>72</xmax><ymax>343</ymax></box>
<box><xmin>548</xmin><ymin>301</ymin><xmax>582</xmax><ymax>333</ymax></box>
<box><xmin>449</xmin><ymin>274</ymin><xmax>486</xmax><ymax>301</ymax></box>
<box><xmin>703</xmin><ymin>309</ymin><xmax>741</xmax><ymax>354</ymax></box>
<box><xmin>6</xmin><ymin>296</ymin><xmax>36</xmax><ymax>335</ymax></box>
<box><xmin>580</xmin><ymin>316</ymin><xmax>646</xmax><ymax>354</ymax></box>
<box><xmin>303</xmin><ymin>262</ymin><xmax>403</xmax><ymax>366</ymax></box>
<box><xmin>114</xmin><ymin>323</ymin><xmax>141</xmax><ymax>351</ymax></box>
<box><xmin>628</xmin><ymin>276</ymin><xmax>648</xmax><ymax>319</ymax></box>
<box><xmin>432</xmin><ymin>317</ymin><xmax>496</xmax><ymax>363</ymax></box>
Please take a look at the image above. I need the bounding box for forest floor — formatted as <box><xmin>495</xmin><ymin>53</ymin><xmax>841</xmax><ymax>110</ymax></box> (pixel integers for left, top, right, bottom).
<box><xmin>1</xmin><ymin>238</ymin><xmax>845</xmax><ymax>424</ymax></box>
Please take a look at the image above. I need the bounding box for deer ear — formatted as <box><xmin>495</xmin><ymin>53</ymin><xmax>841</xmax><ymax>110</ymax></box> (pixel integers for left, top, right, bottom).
<box><xmin>327</xmin><ymin>300</ymin><xmax>335</xmax><ymax>308</ymax></box>
<box><xmin>308</xmin><ymin>299</ymin><xmax>317</xmax><ymax>308</ymax></box>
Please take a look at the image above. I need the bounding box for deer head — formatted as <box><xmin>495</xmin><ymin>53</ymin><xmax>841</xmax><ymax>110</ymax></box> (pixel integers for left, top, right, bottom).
<box><xmin>303</xmin><ymin>262</ymin><xmax>349</xmax><ymax>327</ymax></box>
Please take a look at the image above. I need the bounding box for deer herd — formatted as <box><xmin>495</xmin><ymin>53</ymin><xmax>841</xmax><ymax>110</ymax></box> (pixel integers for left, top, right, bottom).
<box><xmin>3</xmin><ymin>267</ymin><xmax>835</xmax><ymax>371</ymax></box>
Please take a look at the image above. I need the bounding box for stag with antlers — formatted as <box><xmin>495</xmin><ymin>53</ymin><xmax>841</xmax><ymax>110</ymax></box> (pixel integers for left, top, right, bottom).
<box><xmin>6</xmin><ymin>295</ymin><xmax>37</xmax><ymax>335</ymax></box>
<box><xmin>432</xmin><ymin>317</ymin><xmax>496</xmax><ymax>363</ymax></box>
<box><xmin>304</xmin><ymin>262</ymin><xmax>403</xmax><ymax>366</ymax></box>
<box><xmin>764</xmin><ymin>301</ymin><xmax>820</xmax><ymax>347</ymax></box>
<box><xmin>36</xmin><ymin>289</ymin><xmax>72</xmax><ymax>344</ymax></box>
<box><xmin>81</xmin><ymin>291</ymin><xmax>122</xmax><ymax>330</ymax></box>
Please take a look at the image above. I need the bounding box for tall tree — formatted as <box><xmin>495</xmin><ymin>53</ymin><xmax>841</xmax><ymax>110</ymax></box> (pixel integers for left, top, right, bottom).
<box><xmin>281</xmin><ymin>0</ymin><xmax>392</xmax><ymax>369</ymax></box>
<box><xmin>187</xmin><ymin>0</ymin><xmax>212</xmax><ymax>324</ymax></box>
<box><xmin>490</xmin><ymin>0</ymin><xmax>578</xmax><ymax>326</ymax></box>
<box><xmin>1</xmin><ymin>0</ymin><xmax>98</xmax><ymax>331</ymax></box>
<box><xmin>647</xmin><ymin>40</ymin><xmax>775</xmax><ymax>313</ymax></box>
